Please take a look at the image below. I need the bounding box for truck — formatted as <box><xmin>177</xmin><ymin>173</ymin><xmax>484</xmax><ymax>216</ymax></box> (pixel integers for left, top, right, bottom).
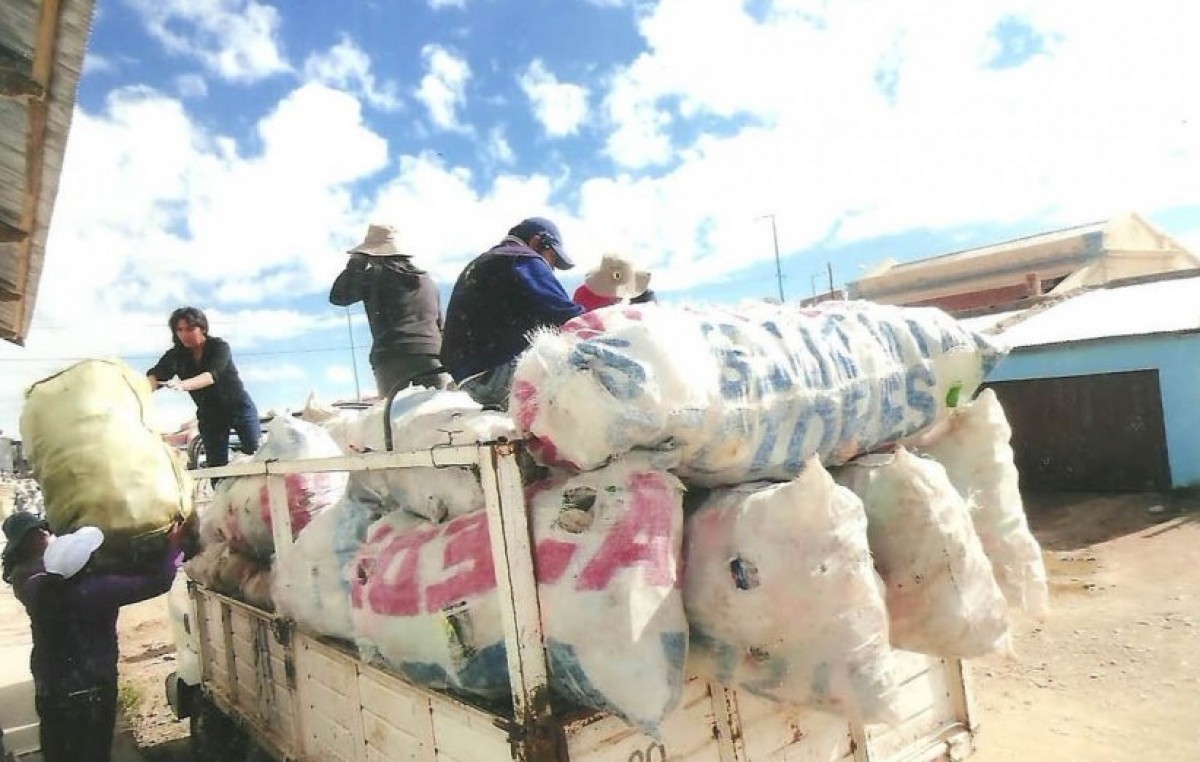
<box><xmin>167</xmin><ymin>439</ymin><xmax>979</xmax><ymax>762</ymax></box>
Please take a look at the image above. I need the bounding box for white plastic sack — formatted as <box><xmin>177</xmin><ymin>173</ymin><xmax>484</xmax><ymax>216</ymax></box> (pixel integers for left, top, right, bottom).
<box><xmin>836</xmin><ymin>449</ymin><xmax>1011</xmax><ymax>658</ymax></box>
<box><xmin>350</xmin><ymin>458</ymin><xmax>687</xmax><ymax>731</ymax></box>
<box><xmin>511</xmin><ymin>301</ymin><xmax>1006</xmax><ymax>486</ymax></box>
<box><xmin>208</xmin><ymin>415</ymin><xmax>347</xmax><ymax>558</ymax></box>
<box><xmin>271</xmin><ymin>495</ymin><xmax>407</xmax><ymax>642</ymax></box>
<box><xmin>917</xmin><ymin>389</ymin><xmax>1049</xmax><ymax>618</ymax></box>
<box><xmin>329</xmin><ymin>388</ymin><xmax>517</xmax><ymax>522</ymax></box>
<box><xmin>685</xmin><ymin>459</ymin><xmax>900</xmax><ymax>724</ymax></box>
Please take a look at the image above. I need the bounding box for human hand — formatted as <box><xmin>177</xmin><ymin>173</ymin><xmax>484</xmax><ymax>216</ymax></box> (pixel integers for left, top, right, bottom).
<box><xmin>165</xmin><ymin>378</ymin><xmax>184</xmax><ymax>391</ymax></box>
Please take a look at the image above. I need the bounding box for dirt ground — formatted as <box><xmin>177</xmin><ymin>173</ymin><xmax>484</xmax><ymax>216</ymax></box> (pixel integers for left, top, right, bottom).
<box><xmin>106</xmin><ymin>490</ymin><xmax>1200</xmax><ymax>760</ymax></box>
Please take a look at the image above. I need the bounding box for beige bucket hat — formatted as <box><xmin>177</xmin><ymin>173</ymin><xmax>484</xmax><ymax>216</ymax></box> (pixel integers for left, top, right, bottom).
<box><xmin>349</xmin><ymin>223</ymin><xmax>412</xmax><ymax>257</ymax></box>
<box><xmin>584</xmin><ymin>253</ymin><xmax>651</xmax><ymax>299</ymax></box>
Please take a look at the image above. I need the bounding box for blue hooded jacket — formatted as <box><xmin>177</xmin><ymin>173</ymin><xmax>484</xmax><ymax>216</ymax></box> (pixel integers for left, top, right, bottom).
<box><xmin>441</xmin><ymin>237</ymin><xmax>583</xmax><ymax>380</ymax></box>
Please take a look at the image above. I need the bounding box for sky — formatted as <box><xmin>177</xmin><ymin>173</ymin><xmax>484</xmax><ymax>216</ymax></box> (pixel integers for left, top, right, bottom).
<box><xmin>2</xmin><ymin>0</ymin><xmax>1200</xmax><ymax>437</ymax></box>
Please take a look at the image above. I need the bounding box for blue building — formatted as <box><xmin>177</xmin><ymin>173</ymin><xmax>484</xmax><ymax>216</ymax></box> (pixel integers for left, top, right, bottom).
<box><xmin>963</xmin><ymin>270</ymin><xmax>1200</xmax><ymax>492</ymax></box>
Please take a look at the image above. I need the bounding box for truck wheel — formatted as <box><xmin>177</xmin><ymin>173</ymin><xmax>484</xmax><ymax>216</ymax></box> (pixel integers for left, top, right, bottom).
<box><xmin>190</xmin><ymin>695</ymin><xmax>249</xmax><ymax>761</ymax></box>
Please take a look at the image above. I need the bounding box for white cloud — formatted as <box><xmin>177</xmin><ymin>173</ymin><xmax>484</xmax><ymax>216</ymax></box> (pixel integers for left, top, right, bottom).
<box><xmin>486</xmin><ymin>126</ymin><xmax>515</xmax><ymax>165</ymax></box>
<box><xmin>83</xmin><ymin>51</ymin><xmax>116</xmax><ymax>76</ymax></box>
<box><xmin>588</xmin><ymin>0</ymin><xmax>1200</xmax><ymax>272</ymax></box>
<box><xmin>416</xmin><ymin>44</ymin><xmax>472</xmax><ymax>132</ymax></box>
<box><xmin>128</xmin><ymin>0</ymin><xmax>290</xmax><ymax>83</ymax></box>
<box><xmin>175</xmin><ymin>73</ymin><xmax>208</xmax><ymax>98</ymax></box>
<box><xmin>304</xmin><ymin>36</ymin><xmax>401</xmax><ymax>112</ymax></box>
<box><xmin>519</xmin><ymin>60</ymin><xmax>590</xmax><ymax>138</ymax></box>
<box><xmin>428</xmin><ymin>0</ymin><xmax>466</xmax><ymax>8</ymax></box>
<box><xmin>240</xmin><ymin>362</ymin><xmax>305</xmax><ymax>382</ymax></box>
<box><xmin>325</xmin><ymin>365</ymin><xmax>356</xmax><ymax>384</ymax></box>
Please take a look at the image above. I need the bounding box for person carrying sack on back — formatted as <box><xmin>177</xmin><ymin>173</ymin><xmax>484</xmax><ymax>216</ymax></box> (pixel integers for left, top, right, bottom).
<box><xmin>572</xmin><ymin>252</ymin><xmax>652</xmax><ymax>312</ymax></box>
<box><xmin>2</xmin><ymin>514</ymin><xmax>184</xmax><ymax>762</ymax></box>
<box><xmin>330</xmin><ymin>223</ymin><xmax>452</xmax><ymax>396</ymax></box>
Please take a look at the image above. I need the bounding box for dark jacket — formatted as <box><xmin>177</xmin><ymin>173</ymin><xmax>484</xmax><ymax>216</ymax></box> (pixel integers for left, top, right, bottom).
<box><xmin>441</xmin><ymin>237</ymin><xmax>584</xmax><ymax>380</ymax></box>
<box><xmin>329</xmin><ymin>257</ymin><xmax>443</xmax><ymax>363</ymax></box>
<box><xmin>147</xmin><ymin>337</ymin><xmax>252</xmax><ymax>422</ymax></box>
<box><xmin>12</xmin><ymin>549</ymin><xmax>182</xmax><ymax>696</ymax></box>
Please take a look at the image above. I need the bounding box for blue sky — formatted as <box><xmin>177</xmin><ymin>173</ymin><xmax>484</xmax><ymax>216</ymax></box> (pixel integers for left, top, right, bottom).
<box><xmin>2</xmin><ymin>0</ymin><xmax>1199</xmax><ymax>435</ymax></box>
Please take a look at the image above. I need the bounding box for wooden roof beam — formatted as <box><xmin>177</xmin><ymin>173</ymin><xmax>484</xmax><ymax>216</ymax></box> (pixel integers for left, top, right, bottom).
<box><xmin>0</xmin><ymin>219</ymin><xmax>29</xmax><ymax>243</ymax></box>
<box><xmin>0</xmin><ymin>43</ymin><xmax>43</xmax><ymax>99</ymax></box>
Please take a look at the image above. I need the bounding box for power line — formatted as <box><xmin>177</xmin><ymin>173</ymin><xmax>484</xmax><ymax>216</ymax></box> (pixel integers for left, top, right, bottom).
<box><xmin>0</xmin><ymin>343</ymin><xmax>373</xmax><ymax>363</ymax></box>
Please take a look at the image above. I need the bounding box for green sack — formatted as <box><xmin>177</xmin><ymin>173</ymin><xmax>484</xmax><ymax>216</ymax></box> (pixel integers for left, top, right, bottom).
<box><xmin>19</xmin><ymin>359</ymin><xmax>192</xmax><ymax>558</ymax></box>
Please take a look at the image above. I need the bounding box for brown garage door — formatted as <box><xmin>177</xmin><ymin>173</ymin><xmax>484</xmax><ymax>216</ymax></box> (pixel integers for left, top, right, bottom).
<box><xmin>984</xmin><ymin>370</ymin><xmax>1171</xmax><ymax>492</ymax></box>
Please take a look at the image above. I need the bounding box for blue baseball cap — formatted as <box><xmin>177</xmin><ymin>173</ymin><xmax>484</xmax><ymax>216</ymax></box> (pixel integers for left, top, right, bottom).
<box><xmin>509</xmin><ymin>217</ymin><xmax>574</xmax><ymax>270</ymax></box>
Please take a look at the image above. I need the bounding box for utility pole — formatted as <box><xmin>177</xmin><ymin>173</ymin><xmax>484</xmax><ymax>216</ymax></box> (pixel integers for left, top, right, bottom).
<box><xmin>758</xmin><ymin>214</ymin><xmax>785</xmax><ymax>302</ymax></box>
<box><xmin>345</xmin><ymin>306</ymin><xmax>362</xmax><ymax>401</ymax></box>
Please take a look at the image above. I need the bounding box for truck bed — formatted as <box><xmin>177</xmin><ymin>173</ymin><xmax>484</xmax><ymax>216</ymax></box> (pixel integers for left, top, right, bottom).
<box><xmin>192</xmin><ymin>585</ymin><xmax>976</xmax><ymax>762</ymax></box>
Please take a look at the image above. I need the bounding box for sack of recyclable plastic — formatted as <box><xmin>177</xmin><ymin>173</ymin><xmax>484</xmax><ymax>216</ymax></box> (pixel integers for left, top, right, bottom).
<box><xmin>350</xmin><ymin>458</ymin><xmax>688</xmax><ymax>731</ymax></box>
<box><xmin>327</xmin><ymin>388</ymin><xmax>517</xmax><ymax>522</ymax></box>
<box><xmin>20</xmin><ymin>359</ymin><xmax>192</xmax><ymax>567</ymax></box>
<box><xmin>208</xmin><ymin>415</ymin><xmax>347</xmax><ymax>559</ymax></box>
<box><xmin>684</xmin><ymin>459</ymin><xmax>900</xmax><ymax>724</ymax></box>
<box><xmin>511</xmin><ymin>301</ymin><xmax>1006</xmax><ymax>486</ymax></box>
<box><xmin>917</xmin><ymin>389</ymin><xmax>1049</xmax><ymax>618</ymax></box>
<box><xmin>836</xmin><ymin>449</ymin><xmax>1011</xmax><ymax>657</ymax></box>
<box><xmin>271</xmin><ymin>495</ymin><xmax>407</xmax><ymax>642</ymax></box>
<box><xmin>183</xmin><ymin>540</ymin><xmax>271</xmax><ymax>608</ymax></box>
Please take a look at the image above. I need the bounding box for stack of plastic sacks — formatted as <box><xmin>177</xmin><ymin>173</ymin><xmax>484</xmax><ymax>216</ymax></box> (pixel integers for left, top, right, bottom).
<box><xmin>347</xmin><ymin>457</ymin><xmax>688</xmax><ymax>731</ymax></box>
<box><xmin>507</xmin><ymin>299</ymin><xmax>1043</xmax><ymax>728</ymax></box>
<box><xmin>271</xmin><ymin>391</ymin><xmax>684</xmax><ymax>729</ymax></box>
<box><xmin>185</xmin><ymin>415</ymin><xmax>347</xmax><ymax>610</ymax></box>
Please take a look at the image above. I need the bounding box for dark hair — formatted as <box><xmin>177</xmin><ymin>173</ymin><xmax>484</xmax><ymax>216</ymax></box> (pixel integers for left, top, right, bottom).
<box><xmin>169</xmin><ymin>306</ymin><xmax>209</xmax><ymax>345</ymax></box>
<box><xmin>630</xmin><ymin>288</ymin><xmax>657</xmax><ymax>305</ymax></box>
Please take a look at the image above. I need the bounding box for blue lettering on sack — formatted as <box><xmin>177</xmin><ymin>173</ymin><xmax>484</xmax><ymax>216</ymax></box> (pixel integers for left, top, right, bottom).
<box><xmin>903</xmin><ymin>365</ymin><xmax>938</xmax><ymax>432</ymax></box>
<box><xmin>750</xmin><ymin>407</ymin><xmax>785</xmax><ymax>474</ymax></box>
<box><xmin>812</xmin><ymin>397</ymin><xmax>840</xmax><ymax>454</ymax></box>
<box><xmin>782</xmin><ymin>411</ymin><xmax>812</xmax><ymax>474</ymax></box>
<box><xmin>800</xmin><ymin>326</ymin><xmax>834</xmax><ymax>387</ymax></box>
<box><xmin>569</xmin><ymin>338</ymin><xmax>645</xmax><ymax>400</ymax></box>
<box><xmin>879</xmin><ymin>371</ymin><xmax>905</xmax><ymax>433</ymax></box>
<box><xmin>820</xmin><ymin>315</ymin><xmax>859</xmax><ymax>381</ymax></box>
<box><xmin>904</xmin><ymin>317</ymin><xmax>933</xmax><ymax>356</ymax></box>
<box><xmin>839</xmin><ymin>379</ymin><xmax>873</xmax><ymax>446</ymax></box>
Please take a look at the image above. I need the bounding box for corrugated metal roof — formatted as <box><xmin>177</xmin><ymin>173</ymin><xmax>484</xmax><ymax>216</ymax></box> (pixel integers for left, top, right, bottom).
<box><xmin>995</xmin><ymin>274</ymin><xmax>1200</xmax><ymax>349</ymax></box>
<box><xmin>0</xmin><ymin>0</ymin><xmax>95</xmax><ymax>345</ymax></box>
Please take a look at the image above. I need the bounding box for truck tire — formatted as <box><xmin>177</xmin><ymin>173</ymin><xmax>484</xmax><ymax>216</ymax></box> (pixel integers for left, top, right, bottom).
<box><xmin>190</xmin><ymin>694</ymin><xmax>249</xmax><ymax>761</ymax></box>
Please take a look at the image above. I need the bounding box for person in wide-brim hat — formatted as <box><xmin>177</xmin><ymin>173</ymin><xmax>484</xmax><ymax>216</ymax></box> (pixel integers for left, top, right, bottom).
<box><xmin>330</xmin><ymin>223</ymin><xmax>452</xmax><ymax>396</ymax></box>
<box><xmin>573</xmin><ymin>252</ymin><xmax>652</xmax><ymax>313</ymax></box>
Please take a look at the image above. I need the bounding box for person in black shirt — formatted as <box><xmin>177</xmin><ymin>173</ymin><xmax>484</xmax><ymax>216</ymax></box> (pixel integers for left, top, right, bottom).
<box><xmin>329</xmin><ymin>223</ymin><xmax>451</xmax><ymax>396</ymax></box>
<box><xmin>147</xmin><ymin>306</ymin><xmax>261</xmax><ymax>468</ymax></box>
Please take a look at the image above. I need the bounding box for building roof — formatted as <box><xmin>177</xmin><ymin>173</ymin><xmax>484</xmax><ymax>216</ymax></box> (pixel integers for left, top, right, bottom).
<box><xmin>987</xmin><ymin>271</ymin><xmax>1200</xmax><ymax>349</ymax></box>
<box><xmin>0</xmin><ymin>0</ymin><xmax>95</xmax><ymax>345</ymax></box>
<box><xmin>849</xmin><ymin>213</ymin><xmax>1198</xmax><ymax>307</ymax></box>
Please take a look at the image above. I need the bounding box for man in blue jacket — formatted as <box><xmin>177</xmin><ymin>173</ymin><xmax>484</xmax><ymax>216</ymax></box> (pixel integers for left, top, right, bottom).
<box><xmin>442</xmin><ymin>217</ymin><xmax>584</xmax><ymax>408</ymax></box>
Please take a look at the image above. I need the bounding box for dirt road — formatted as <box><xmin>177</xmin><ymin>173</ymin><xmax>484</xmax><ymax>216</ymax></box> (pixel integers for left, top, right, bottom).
<box><xmin>5</xmin><ymin>490</ymin><xmax>1195</xmax><ymax>761</ymax></box>
<box><xmin>971</xmin><ymin>492</ymin><xmax>1200</xmax><ymax>761</ymax></box>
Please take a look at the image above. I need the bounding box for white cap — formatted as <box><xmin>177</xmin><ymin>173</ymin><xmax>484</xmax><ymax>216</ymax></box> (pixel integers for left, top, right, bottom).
<box><xmin>44</xmin><ymin>526</ymin><xmax>105</xmax><ymax>579</ymax></box>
